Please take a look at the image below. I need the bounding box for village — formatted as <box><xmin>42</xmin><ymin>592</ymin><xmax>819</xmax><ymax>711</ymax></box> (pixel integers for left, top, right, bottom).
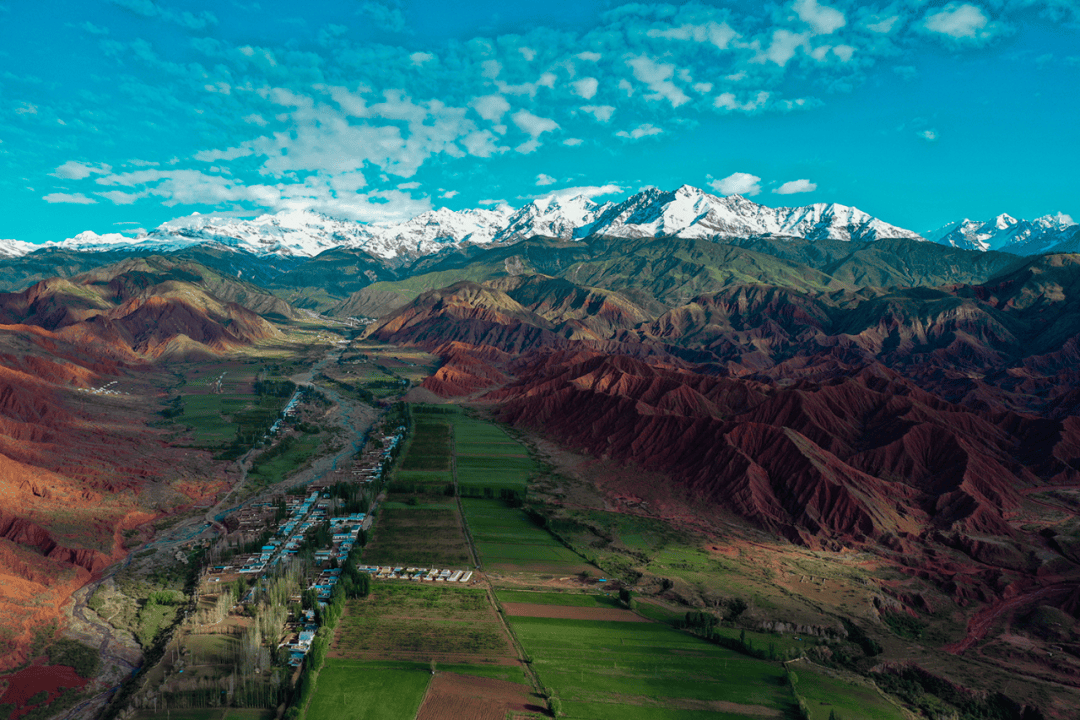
<box><xmin>196</xmin><ymin>417</ymin><xmax>475</xmax><ymax>670</ymax></box>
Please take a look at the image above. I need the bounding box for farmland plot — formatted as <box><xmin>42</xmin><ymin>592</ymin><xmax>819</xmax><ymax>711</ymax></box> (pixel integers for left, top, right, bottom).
<box><xmin>509</xmin><ymin>616</ymin><xmax>797</xmax><ymax>719</ymax></box>
<box><xmin>331</xmin><ymin>585</ymin><xmax>516</xmax><ymax>664</ymax></box>
<box><xmin>361</xmin><ymin>507</ymin><xmax>472</xmax><ymax>567</ymax></box>
<box><xmin>462</xmin><ymin>499</ymin><xmax>590</xmax><ymax>573</ymax></box>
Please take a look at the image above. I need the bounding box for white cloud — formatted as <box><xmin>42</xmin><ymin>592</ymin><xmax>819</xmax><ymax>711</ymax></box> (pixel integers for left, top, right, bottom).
<box><xmin>440</xmin><ymin>189</ymin><xmax>459</xmax><ymax>199</ymax></box>
<box><xmin>43</xmin><ymin>192</ymin><xmax>97</xmax><ymax>204</ymax></box>
<box><xmin>714</xmin><ymin>91</ymin><xmax>770</xmax><ymax>112</ymax></box>
<box><xmin>242</xmin><ymin>113</ymin><xmax>268</xmax><ymax>126</ymax></box>
<box><xmin>626</xmin><ymin>56</ymin><xmax>690</xmax><ymax>107</ymax></box>
<box><xmin>482</xmin><ymin>59</ymin><xmax>502</xmax><ymax>79</ymax></box>
<box><xmin>563</xmin><ymin>138</ymin><xmax>584</xmax><ymax>146</ymax></box>
<box><xmin>519</xmin><ymin>47</ymin><xmax>536</xmax><ymax>61</ymax></box>
<box><xmin>710</xmin><ymin>172</ymin><xmax>762</xmax><ymax>196</ymax></box>
<box><xmin>572</xmin><ymin>77</ymin><xmax>599</xmax><ymax>99</ymax></box>
<box><xmin>397</xmin><ymin>181</ymin><xmax>421</xmax><ymax>189</ymax></box>
<box><xmin>468</xmin><ymin>94</ymin><xmax>509</xmax><ymax>122</ymax></box>
<box><xmin>616</xmin><ymin>123</ymin><xmax>663</xmax><ymax>140</ymax></box>
<box><xmin>462</xmin><ymin>130</ymin><xmax>507</xmax><ymax>157</ymax></box>
<box><xmin>774</xmin><ymin>179</ymin><xmax>817</xmax><ymax>194</ymax></box>
<box><xmin>511</xmin><ymin>109</ymin><xmax>559</xmax><ymax>138</ymax></box>
<box><xmin>409</xmin><ymin>51</ymin><xmax>434</xmax><ymax>66</ymax></box>
<box><xmin>792</xmin><ymin>0</ymin><xmax>846</xmax><ymax>35</ymax></box>
<box><xmin>618</xmin><ymin>79</ymin><xmax>634</xmax><ymax>97</ymax></box>
<box><xmin>535</xmin><ymin>173</ymin><xmax>556</xmax><ymax>186</ymax></box>
<box><xmin>918</xmin><ymin>129</ymin><xmax>938</xmax><ymax>141</ymax></box>
<box><xmin>760</xmin><ymin>30</ymin><xmax>808</xmax><ymax>66</ymax></box>
<box><xmin>194</xmin><ymin>146</ymin><xmax>253</xmax><ymax>162</ymax></box>
<box><xmin>580</xmin><ymin>105</ymin><xmax>615</xmax><ymax>122</ymax></box>
<box><xmin>97</xmin><ymin>189</ymin><xmax>144</xmax><ymax>204</ymax></box>
<box><xmin>646</xmin><ymin>21</ymin><xmax>738</xmax><ymax>50</ymax></box>
<box><xmin>15</xmin><ymin>102</ymin><xmax>38</xmax><ymax>115</ymax></box>
<box><xmin>921</xmin><ymin>3</ymin><xmax>1003</xmax><ymax>43</ymax></box>
<box><xmin>693</xmin><ymin>82</ymin><xmax>713</xmax><ymax>93</ymax></box>
<box><xmin>478</xmin><ymin>198</ymin><xmax>507</xmax><ymax>206</ymax></box>
<box><xmin>576</xmin><ymin>51</ymin><xmax>601</xmax><ymax>62</ymax></box>
<box><xmin>51</xmin><ymin>160</ymin><xmax>112</xmax><ymax>180</ymax></box>
<box><xmin>864</xmin><ymin>15</ymin><xmax>900</xmax><ymax>34</ymax></box>
<box><xmin>832</xmin><ymin>45</ymin><xmax>854</xmax><ymax>62</ymax></box>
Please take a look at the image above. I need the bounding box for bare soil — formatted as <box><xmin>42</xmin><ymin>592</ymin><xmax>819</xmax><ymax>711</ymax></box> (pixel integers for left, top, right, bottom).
<box><xmin>415</xmin><ymin>672</ymin><xmax>545</xmax><ymax>720</ymax></box>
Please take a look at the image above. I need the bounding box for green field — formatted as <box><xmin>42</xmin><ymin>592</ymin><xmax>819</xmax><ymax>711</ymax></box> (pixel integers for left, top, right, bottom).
<box><xmin>462</xmin><ymin>499</ymin><xmax>590</xmax><ymax>572</ymax></box>
<box><xmin>134</xmin><ymin>710</ymin><xmax>272</xmax><ymax>720</ymax></box>
<box><xmin>510</xmin><ymin>617</ymin><xmax>797</xmax><ymax>718</ymax></box>
<box><xmin>790</xmin><ymin>663</ymin><xmax>907</xmax><ymax>720</ymax></box>
<box><xmin>246</xmin><ymin>435</ymin><xmax>320</xmax><ymax>489</ymax></box>
<box><xmin>305</xmin><ymin>660</ymin><xmax>430</xmax><ymax>720</ymax></box>
<box><xmin>333</xmin><ymin>584</ymin><xmax>512</xmax><ymax>661</ymax></box>
<box><xmin>180</xmin><ymin>393</ymin><xmax>245</xmax><ymax>445</ymax></box>
<box><xmin>496</xmin><ymin>591</ymin><xmax>622</xmax><ymax>608</ymax></box>
<box><xmin>362</xmin><ymin>507</ymin><xmax>472</xmax><ymax>567</ymax></box>
<box><xmin>400</xmin><ymin>417</ymin><xmax>451</xmax><ymax>471</ymax></box>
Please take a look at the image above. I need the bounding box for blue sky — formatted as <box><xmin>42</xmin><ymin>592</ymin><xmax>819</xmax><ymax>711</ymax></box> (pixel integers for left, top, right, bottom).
<box><xmin>1</xmin><ymin>0</ymin><xmax>1077</xmax><ymax>244</ymax></box>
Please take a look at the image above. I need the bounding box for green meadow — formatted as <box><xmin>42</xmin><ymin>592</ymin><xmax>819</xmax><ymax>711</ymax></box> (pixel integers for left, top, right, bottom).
<box><xmin>509</xmin><ymin>616</ymin><xmax>797</xmax><ymax>718</ymax></box>
<box><xmin>304</xmin><ymin>660</ymin><xmax>430</xmax><ymax>720</ymax></box>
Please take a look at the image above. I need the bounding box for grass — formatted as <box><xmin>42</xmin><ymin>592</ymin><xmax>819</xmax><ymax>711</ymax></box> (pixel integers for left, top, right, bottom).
<box><xmin>462</xmin><ymin>499</ymin><xmax>589</xmax><ymax>572</ymax></box>
<box><xmin>132</xmin><ymin>710</ymin><xmax>273</xmax><ymax>720</ymax></box>
<box><xmin>246</xmin><ymin>435</ymin><xmax>320</xmax><ymax>489</ymax></box>
<box><xmin>361</xmin><ymin>507</ymin><xmax>472</xmax><ymax>567</ymax></box>
<box><xmin>400</xmin><ymin>418</ymin><xmax>451</xmax><ymax>471</ymax></box>
<box><xmin>333</xmin><ymin>585</ymin><xmax>512</xmax><ymax>661</ymax></box>
<box><xmin>560</xmin><ymin>704</ymin><xmax>775</xmax><ymax>720</ymax></box>
<box><xmin>495</xmin><ymin>591</ymin><xmax>622</xmax><ymax>608</ymax></box>
<box><xmin>306</xmin><ymin>660</ymin><xmax>431</xmax><ymax>720</ymax></box>
<box><xmin>790</xmin><ymin>663</ymin><xmax>907</xmax><ymax>720</ymax></box>
<box><xmin>510</xmin><ymin>616</ymin><xmax>796</xmax><ymax>713</ymax></box>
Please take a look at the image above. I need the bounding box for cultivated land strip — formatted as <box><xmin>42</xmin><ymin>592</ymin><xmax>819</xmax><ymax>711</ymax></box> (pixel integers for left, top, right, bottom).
<box><xmin>452</xmin><ymin>423</ymin><xmax>483</xmax><ymax>571</ymax></box>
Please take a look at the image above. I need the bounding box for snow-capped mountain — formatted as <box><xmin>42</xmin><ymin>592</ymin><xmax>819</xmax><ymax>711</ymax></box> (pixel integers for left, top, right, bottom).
<box><xmin>6</xmin><ymin>185</ymin><xmax>1074</xmax><ymax>264</ymax></box>
<box><xmin>493</xmin><ymin>195</ymin><xmax>612</xmax><ymax>243</ymax></box>
<box><xmin>926</xmin><ymin>213</ymin><xmax>1078</xmax><ymax>254</ymax></box>
<box><xmin>580</xmin><ymin>185</ymin><xmax>922</xmax><ymax>243</ymax></box>
<box><xmin>0</xmin><ymin>238</ymin><xmax>41</xmax><ymax>257</ymax></box>
<box><xmin>370</xmin><ymin>206</ymin><xmax>514</xmax><ymax>254</ymax></box>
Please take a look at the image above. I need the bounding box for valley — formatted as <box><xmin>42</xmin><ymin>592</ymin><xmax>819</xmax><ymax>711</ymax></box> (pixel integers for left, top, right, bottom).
<box><xmin>1</xmin><ymin>218</ymin><xmax>1080</xmax><ymax>719</ymax></box>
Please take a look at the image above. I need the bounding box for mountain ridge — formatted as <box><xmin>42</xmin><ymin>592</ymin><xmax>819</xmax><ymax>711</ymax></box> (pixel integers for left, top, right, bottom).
<box><xmin>8</xmin><ymin>185</ymin><xmax>1075</xmax><ymax>264</ymax></box>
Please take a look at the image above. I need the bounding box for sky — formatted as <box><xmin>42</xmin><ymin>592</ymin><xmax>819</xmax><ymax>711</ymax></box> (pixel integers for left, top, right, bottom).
<box><xmin>1</xmin><ymin>0</ymin><xmax>1078</xmax><ymax>244</ymax></box>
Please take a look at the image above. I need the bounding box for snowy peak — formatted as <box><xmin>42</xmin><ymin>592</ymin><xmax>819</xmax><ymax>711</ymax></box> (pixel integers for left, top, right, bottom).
<box><xmin>6</xmin><ymin>185</ymin><xmax>1074</xmax><ymax>262</ymax></box>
<box><xmin>927</xmin><ymin>212</ymin><xmax>1078</xmax><ymax>254</ymax></box>
<box><xmin>585</xmin><ymin>186</ymin><xmax>921</xmax><ymax>243</ymax></box>
<box><xmin>493</xmin><ymin>195</ymin><xmax>609</xmax><ymax>243</ymax></box>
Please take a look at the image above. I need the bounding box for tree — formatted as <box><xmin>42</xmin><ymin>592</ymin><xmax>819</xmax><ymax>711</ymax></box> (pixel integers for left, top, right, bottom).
<box><xmin>548</xmin><ymin>697</ymin><xmax>562</xmax><ymax>717</ymax></box>
<box><xmin>618</xmin><ymin>588</ymin><xmax>633</xmax><ymax>606</ymax></box>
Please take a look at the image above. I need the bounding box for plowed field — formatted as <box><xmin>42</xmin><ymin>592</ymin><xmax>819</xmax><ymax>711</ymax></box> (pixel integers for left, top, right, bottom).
<box><xmin>415</xmin><ymin>672</ymin><xmax>544</xmax><ymax>720</ymax></box>
<box><xmin>501</xmin><ymin>603</ymin><xmax>649</xmax><ymax>622</ymax></box>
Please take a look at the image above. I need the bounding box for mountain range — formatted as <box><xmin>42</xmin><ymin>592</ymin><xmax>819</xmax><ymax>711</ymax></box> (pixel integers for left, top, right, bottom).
<box><xmin>3</xmin><ymin>185</ymin><xmax>1076</xmax><ymax>265</ymax></box>
<box><xmin>4</xmin><ymin>182</ymin><xmax>1080</xmax><ymax>714</ymax></box>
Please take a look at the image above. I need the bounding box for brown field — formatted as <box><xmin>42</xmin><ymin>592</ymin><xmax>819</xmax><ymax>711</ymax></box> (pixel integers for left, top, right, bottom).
<box><xmin>331</xmin><ymin>585</ymin><xmax>518</xmax><ymax>664</ymax></box>
<box><xmin>500</xmin><ymin>603</ymin><xmax>650</xmax><ymax>622</ymax></box>
<box><xmin>361</xmin><ymin>507</ymin><xmax>472</xmax><ymax>567</ymax></box>
<box><xmin>415</xmin><ymin>672</ymin><xmax>545</xmax><ymax>720</ymax></box>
